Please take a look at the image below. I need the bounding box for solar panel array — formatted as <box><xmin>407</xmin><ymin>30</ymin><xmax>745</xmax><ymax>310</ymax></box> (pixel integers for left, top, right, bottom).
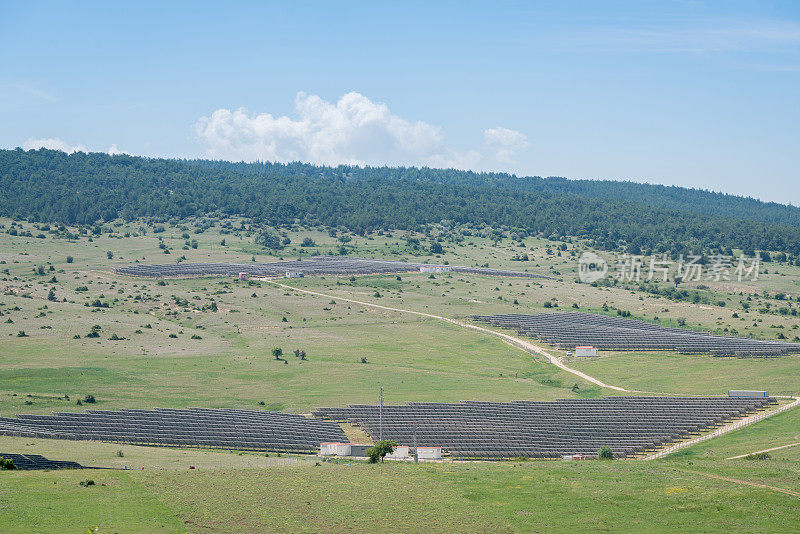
<box><xmin>313</xmin><ymin>396</ymin><xmax>773</xmax><ymax>459</ymax></box>
<box><xmin>115</xmin><ymin>256</ymin><xmax>550</xmax><ymax>279</ymax></box>
<box><xmin>473</xmin><ymin>312</ymin><xmax>800</xmax><ymax>357</ymax></box>
<box><xmin>0</xmin><ymin>408</ymin><xmax>346</xmax><ymax>454</ymax></box>
<box><xmin>0</xmin><ymin>452</ymin><xmax>84</xmax><ymax>470</ymax></box>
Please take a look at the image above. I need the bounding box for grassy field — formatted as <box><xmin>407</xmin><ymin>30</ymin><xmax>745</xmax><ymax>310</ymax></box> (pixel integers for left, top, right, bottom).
<box><xmin>1</xmin><ymin>216</ymin><xmax>799</xmax><ymax>532</ymax></box>
<box><xmin>567</xmin><ymin>351</ymin><xmax>800</xmax><ymax>396</ymax></box>
<box><xmin>1</xmin><ymin>439</ymin><xmax>798</xmax><ymax>533</ymax></box>
<box><xmin>672</xmin><ymin>406</ymin><xmax>800</xmax><ymax>461</ymax></box>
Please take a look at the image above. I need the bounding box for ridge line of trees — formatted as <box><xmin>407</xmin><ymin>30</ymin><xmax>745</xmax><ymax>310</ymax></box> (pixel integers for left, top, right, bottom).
<box><xmin>2</xmin><ymin>148</ymin><xmax>799</xmax><ymax>255</ymax></box>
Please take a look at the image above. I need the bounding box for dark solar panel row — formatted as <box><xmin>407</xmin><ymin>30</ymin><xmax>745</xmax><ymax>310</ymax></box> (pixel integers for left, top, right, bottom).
<box><xmin>0</xmin><ymin>408</ymin><xmax>347</xmax><ymax>454</ymax></box>
<box><xmin>472</xmin><ymin>312</ymin><xmax>800</xmax><ymax>357</ymax></box>
<box><xmin>0</xmin><ymin>452</ymin><xmax>84</xmax><ymax>470</ymax></box>
<box><xmin>313</xmin><ymin>396</ymin><xmax>774</xmax><ymax>459</ymax></box>
<box><xmin>115</xmin><ymin>256</ymin><xmax>550</xmax><ymax>279</ymax></box>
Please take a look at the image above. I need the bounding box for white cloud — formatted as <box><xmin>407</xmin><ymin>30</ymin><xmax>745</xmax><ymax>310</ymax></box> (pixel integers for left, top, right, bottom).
<box><xmin>22</xmin><ymin>137</ymin><xmax>129</xmax><ymax>156</ymax></box>
<box><xmin>484</xmin><ymin>127</ymin><xmax>530</xmax><ymax>164</ymax></box>
<box><xmin>106</xmin><ymin>144</ymin><xmax>131</xmax><ymax>156</ymax></box>
<box><xmin>23</xmin><ymin>137</ymin><xmax>87</xmax><ymax>154</ymax></box>
<box><xmin>194</xmin><ymin>92</ymin><xmax>529</xmax><ymax>171</ymax></box>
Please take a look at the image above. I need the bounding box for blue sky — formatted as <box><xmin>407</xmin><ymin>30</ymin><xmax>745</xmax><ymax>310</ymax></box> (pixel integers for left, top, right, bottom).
<box><xmin>2</xmin><ymin>1</ymin><xmax>799</xmax><ymax>204</ymax></box>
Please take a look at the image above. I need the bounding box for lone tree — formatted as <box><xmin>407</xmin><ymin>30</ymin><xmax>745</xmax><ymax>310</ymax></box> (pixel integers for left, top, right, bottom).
<box><xmin>255</xmin><ymin>229</ymin><xmax>284</xmax><ymax>250</ymax></box>
<box><xmin>598</xmin><ymin>446</ymin><xmax>614</xmax><ymax>459</ymax></box>
<box><xmin>272</xmin><ymin>347</ymin><xmax>283</xmax><ymax>361</ymax></box>
<box><xmin>367</xmin><ymin>440</ymin><xmax>398</xmax><ymax>463</ymax></box>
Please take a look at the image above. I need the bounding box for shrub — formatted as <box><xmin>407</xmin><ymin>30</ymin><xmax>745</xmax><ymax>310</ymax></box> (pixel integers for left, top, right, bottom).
<box><xmin>598</xmin><ymin>446</ymin><xmax>614</xmax><ymax>459</ymax></box>
<box><xmin>16</xmin><ymin>330</ymin><xmax>27</xmax><ymax>337</ymax></box>
<box><xmin>0</xmin><ymin>457</ymin><xmax>16</xmax><ymax>470</ymax></box>
<box><xmin>84</xmin><ymin>394</ymin><xmax>96</xmax><ymax>404</ymax></box>
<box><xmin>116</xmin><ymin>450</ymin><xmax>124</xmax><ymax>457</ymax></box>
<box><xmin>79</xmin><ymin>479</ymin><xmax>95</xmax><ymax>487</ymax></box>
<box><xmin>745</xmin><ymin>452</ymin><xmax>771</xmax><ymax>460</ymax></box>
<box><xmin>66</xmin><ymin>256</ymin><xmax>74</xmax><ymax>263</ymax></box>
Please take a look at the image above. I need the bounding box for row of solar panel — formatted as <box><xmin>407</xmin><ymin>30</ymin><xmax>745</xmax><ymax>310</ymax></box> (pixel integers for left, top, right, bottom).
<box><xmin>473</xmin><ymin>312</ymin><xmax>800</xmax><ymax>357</ymax></box>
<box><xmin>115</xmin><ymin>256</ymin><xmax>550</xmax><ymax>279</ymax></box>
<box><xmin>0</xmin><ymin>408</ymin><xmax>347</xmax><ymax>453</ymax></box>
<box><xmin>313</xmin><ymin>397</ymin><xmax>773</xmax><ymax>458</ymax></box>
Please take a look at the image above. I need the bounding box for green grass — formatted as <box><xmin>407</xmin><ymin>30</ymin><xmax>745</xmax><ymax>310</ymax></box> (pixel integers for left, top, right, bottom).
<box><xmin>0</xmin><ymin>469</ymin><xmax>184</xmax><ymax>533</ymax></box>
<box><xmin>672</xmin><ymin>406</ymin><xmax>800</xmax><ymax>461</ymax></box>
<box><xmin>2</xmin><ymin>216</ymin><xmax>800</xmax><ymax>532</ymax></box>
<box><xmin>1</xmin><ymin>455</ymin><xmax>798</xmax><ymax>533</ymax></box>
<box><xmin>568</xmin><ymin>352</ymin><xmax>800</xmax><ymax>396</ymax></box>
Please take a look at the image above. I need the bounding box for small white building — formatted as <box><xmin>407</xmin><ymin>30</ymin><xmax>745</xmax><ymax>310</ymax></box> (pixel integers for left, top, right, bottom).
<box><xmin>575</xmin><ymin>346</ymin><xmax>597</xmax><ymax>357</ymax></box>
<box><xmin>416</xmin><ymin>446</ymin><xmax>442</xmax><ymax>460</ymax></box>
<box><xmin>334</xmin><ymin>443</ymin><xmax>352</xmax><ymax>456</ymax></box>
<box><xmin>238</xmin><ymin>272</ymin><xmax>249</xmax><ymax>281</ymax></box>
<box><xmin>386</xmin><ymin>445</ymin><xmax>410</xmax><ymax>459</ymax></box>
<box><xmin>419</xmin><ymin>266</ymin><xmax>452</xmax><ymax>273</ymax></box>
<box><xmin>728</xmin><ymin>390</ymin><xmax>768</xmax><ymax>398</ymax></box>
<box><xmin>285</xmin><ymin>271</ymin><xmax>304</xmax><ymax>278</ymax></box>
<box><xmin>320</xmin><ymin>442</ymin><xmax>339</xmax><ymax>456</ymax></box>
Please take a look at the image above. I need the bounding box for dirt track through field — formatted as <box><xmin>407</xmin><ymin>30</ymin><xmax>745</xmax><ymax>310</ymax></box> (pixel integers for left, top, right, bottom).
<box><xmin>266</xmin><ymin>279</ymin><xmax>800</xmax><ymax>460</ymax></box>
<box><xmin>726</xmin><ymin>442</ymin><xmax>800</xmax><ymax>460</ymax></box>
<box><xmin>674</xmin><ymin>468</ymin><xmax>800</xmax><ymax>498</ymax></box>
<box><xmin>265</xmin><ymin>280</ymin><xmax>632</xmax><ymax>392</ymax></box>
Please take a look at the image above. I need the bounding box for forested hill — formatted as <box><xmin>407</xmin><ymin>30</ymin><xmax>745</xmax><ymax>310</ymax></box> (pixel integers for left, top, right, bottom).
<box><xmin>192</xmin><ymin>159</ymin><xmax>800</xmax><ymax>228</ymax></box>
<box><xmin>2</xmin><ymin>148</ymin><xmax>799</xmax><ymax>256</ymax></box>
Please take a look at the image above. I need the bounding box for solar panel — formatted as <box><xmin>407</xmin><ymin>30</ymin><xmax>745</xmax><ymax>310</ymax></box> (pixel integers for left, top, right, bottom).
<box><xmin>0</xmin><ymin>408</ymin><xmax>347</xmax><ymax>454</ymax></box>
<box><xmin>313</xmin><ymin>396</ymin><xmax>773</xmax><ymax>459</ymax></box>
<box><xmin>473</xmin><ymin>312</ymin><xmax>800</xmax><ymax>358</ymax></box>
<box><xmin>115</xmin><ymin>256</ymin><xmax>551</xmax><ymax>280</ymax></box>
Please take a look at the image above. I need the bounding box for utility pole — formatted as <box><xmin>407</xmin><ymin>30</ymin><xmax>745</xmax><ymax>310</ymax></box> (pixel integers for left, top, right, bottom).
<box><xmin>379</xmin><ymin>386</ymin><xmax>383</xmax><ymax>442</ymax></box>
<box><xmin>413</xmin><ymin>421</ymin><xmax>418</xmax><ymax>463</ymax></box>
